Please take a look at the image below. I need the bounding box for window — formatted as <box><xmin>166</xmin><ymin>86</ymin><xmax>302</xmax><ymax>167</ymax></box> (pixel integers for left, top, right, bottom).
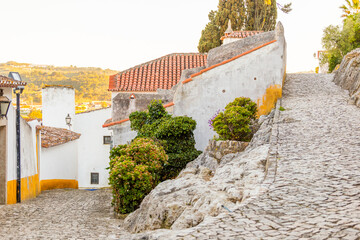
<box><xmin>91</xmin><ymin>172</ymin><xmax>99</xmax><ymax>184</ymax></box>
<box><xmin>103</xmin><ymin>136</ymin><xmax>111</xmax><ymax>144</ymax></box>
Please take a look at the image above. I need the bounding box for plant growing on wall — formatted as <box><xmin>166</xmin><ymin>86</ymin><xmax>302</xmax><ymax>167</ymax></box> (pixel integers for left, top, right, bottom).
<box><xmin>108</xmin><ymin>137</ymin><xmax>167</xmax><ymax>214</ymax></box>
<box><xmin>211</xmin><ymin>97</ymin><xmax>258</xmax><ymax>141</ymax></box>
<box><xmin>129</xmin><ymin>100</ymin><xmax>202</xmax><ymax>180</ymax></box>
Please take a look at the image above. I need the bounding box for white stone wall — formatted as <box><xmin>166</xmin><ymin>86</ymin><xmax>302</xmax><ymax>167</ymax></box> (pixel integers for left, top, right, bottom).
<box><xmin>5</xmin><ymin>88</ymin><xmax>39</xmax><ymax>183</ymax></box>
<box><xmin>223</xmin><ymin>38</ymin><xmax>241</xmax><ymax>45</ymax></box>
<box><xmin>111</xmin><ymin>121</ymin><xmax>137</xmax><ymax>146</ymax></box>
<box><xmin>40</xmin><ymin>141</ymin><xmax>78</xmax><ymax>181</ymax></box>
<box><xmin>42</xmin><ymin>87</ymin><xmax>75</xmax><ymax>129</ymax></box>
<box><xmin>173</xmin><ymin>23</ymin><xmax>286</xmax><ymax>151</ymax></box>
<box><xmin>74</xmin><ymin>108</ymin><xmax>111</xmax><ymax>188</ymax></box>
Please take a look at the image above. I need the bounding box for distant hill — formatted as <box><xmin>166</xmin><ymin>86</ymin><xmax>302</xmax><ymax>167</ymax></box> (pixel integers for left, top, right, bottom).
<box><xmin>0</xmin><ymin>61</ymin><xmax>118</xmax><ymax>104</ymax></box>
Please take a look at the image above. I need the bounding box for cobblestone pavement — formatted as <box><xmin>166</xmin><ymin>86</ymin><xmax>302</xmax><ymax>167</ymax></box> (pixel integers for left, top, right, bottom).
<box><xmin>0</xmin><ymin>189</ymin><xmax>128</xmax><ymax>239</ymax></box>
<box><xmin>1</xmin><ymin>74</ymin><xmax>360</xmax><ymax>240</ymax></box>
<box><xmin>130</xmin><ymin>73</ymin><xmax>360</xmax><ymax>239</ymax></box>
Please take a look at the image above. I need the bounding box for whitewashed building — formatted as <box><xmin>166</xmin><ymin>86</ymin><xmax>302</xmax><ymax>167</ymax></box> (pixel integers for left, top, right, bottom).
<box><xmin>0</xmin><ymin>75</ymin><xmax>40</xmax><ymax>205</ymax></box>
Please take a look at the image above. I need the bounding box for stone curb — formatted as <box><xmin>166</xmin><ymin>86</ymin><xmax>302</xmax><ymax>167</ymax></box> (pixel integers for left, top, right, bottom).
<box><xmin>263</xmin><ymin>98</ymin><xmax>281</xmax><ymax>185</ymax></box>
<box><xmin>231</xmin><ymin>99</ymin><xmax>282</xmax><ymax>210</ymax></box>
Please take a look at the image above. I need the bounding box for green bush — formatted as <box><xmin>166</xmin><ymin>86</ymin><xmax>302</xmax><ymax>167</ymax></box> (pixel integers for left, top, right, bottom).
<box><xmin>129</xmin><ymin>100</ymin><xmax>201</xmax><ymax>180</ymax></box>
<box><xmin>212</xmin><ymin>97</ymin><xmax>257</xmax><ymax>141</ymax></box>
<box><xmin>108</xmin><ymin>137</ymin><xmax>167</xmax><ymax>214</ymax></box>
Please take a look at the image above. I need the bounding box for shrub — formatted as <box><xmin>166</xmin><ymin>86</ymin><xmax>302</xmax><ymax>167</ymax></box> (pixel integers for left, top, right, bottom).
<box><xmin>129</xmin><ymin>100</ymin><xmax>201</xmax><ymax>180</ymax></box>
<box><xmin>212</xmin><ymin>97</ymin><xmax>258</xmax><ymax>141</ymax></box>
<box><xmin>108</xmin><ymin>137</ymin><xmax>167</xmax><ymax>214</ymax></box>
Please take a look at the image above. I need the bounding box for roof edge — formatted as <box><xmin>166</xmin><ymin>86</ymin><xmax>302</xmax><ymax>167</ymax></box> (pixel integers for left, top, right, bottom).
<box><xmin>183</xmin><ymin>40</ymin><xmax>277</xmax><ymax>84</ymax></box>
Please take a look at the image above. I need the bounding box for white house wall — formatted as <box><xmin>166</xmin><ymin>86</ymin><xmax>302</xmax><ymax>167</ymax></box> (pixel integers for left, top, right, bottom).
<box><xmin>42</xmin><ymin>87</ymin><xmax>75</xmax><ymax>129</ymax></box>
<box><xmin>74</xmin><ymin>108</ymin><xmax>111</xmax><ymax>188</ymax></box>
<box><xmin>4</xmin><ymin>86</ymin><xmax>40</xmax><ymax>204</ymax></box>
<box><xmin>173</xmin><ymin>24</ymin><xmax>286</xmax><ymax>151</ymax></box>
<box><xmin>40</xmin><ymin>141</ymin><xmax>78</xmax><ymax>189</ymax></box>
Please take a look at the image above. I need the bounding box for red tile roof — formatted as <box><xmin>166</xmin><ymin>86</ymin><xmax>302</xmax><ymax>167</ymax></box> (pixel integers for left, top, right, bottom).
<box><xmin>221</xmin><ymin>31</ymin><xmax>263</xmax><ymax>41</ymax></box>
<box><xmin>109</xmin><ymin>53</ymin><xmax>207</xmax><ymax>92</ymax></box>
<box><xmin>37</xmin><ymin>126</ymin><xmax>81</xmax><ymax>148</ymax></box>
<box><xmin>0</xmin><ymin>75</ymin><xmax>27</xmax><ymax>88</ymax></box>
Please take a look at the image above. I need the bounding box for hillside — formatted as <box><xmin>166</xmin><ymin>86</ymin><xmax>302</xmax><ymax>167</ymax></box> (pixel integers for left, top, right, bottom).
<box><xmin>0</xmin><ymin>61</ymin><xmax>118</xmax><ymax>104</ymax></box>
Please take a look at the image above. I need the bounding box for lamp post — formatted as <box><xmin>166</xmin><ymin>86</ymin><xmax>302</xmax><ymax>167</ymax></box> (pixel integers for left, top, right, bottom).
<box><xmin>0</xmin><ymin>89</ymin><xmax>11</xmax><ymax>119</ymax></box>
<box><xmin>65</xmin><ymin>114</ymin><xmax>72</xmax><ymax>130</ymax></box>
<box><xmin>9</xmin><ymin>72</ymin><xmax>24</xmax><ymax>203</ymax></box>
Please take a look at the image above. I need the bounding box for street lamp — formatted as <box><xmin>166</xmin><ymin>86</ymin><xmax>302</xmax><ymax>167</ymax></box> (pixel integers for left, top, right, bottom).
<box><xmin>65</xmin><ymin>114</ymin><xmax>72</xmax><ymax>129</ymax></box>
<box><xmin>8</xmin><ymin>72</ymin><xmax>24</xmax><ymax>203</ymax></box>
<box><xmin>0</xmin><ymin>89</ymin><xmax>11</xmax><ymax>119</ymax></box>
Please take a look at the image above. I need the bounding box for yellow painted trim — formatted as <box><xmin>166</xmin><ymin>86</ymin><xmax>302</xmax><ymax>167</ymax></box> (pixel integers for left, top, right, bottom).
<box><xmin>257</xmin><ymin>84</ymin><xmax>282</xmax><ymax>117</ymax></box>
<box><xmin>7</xmin><ymin>174</ymin><xmax>40</xmax><ymax>204</ymax></box>
<box><xmin>40</xmin><ymin>179</ymin><xmax>78</xmax><ymax>191</ymax></box>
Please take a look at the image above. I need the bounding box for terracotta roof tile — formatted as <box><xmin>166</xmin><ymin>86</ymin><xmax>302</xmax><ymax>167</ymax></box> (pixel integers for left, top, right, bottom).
<box><xmin>0</xmin><ymin>75</ymin><xmax>27</xmax><ymax>88</ymax></box>
<box><xmin>221</xmin><ymin>31</ymin><xmax>263</xmax><ymax>41</ymax></box>
<box><xmin>37</xmin><ymin>126</ymin><xmax>81</xmax><ymax>148</ymax></box>
<box><xmin>109</xmin><ymin>53</ymin><xmax>207</xmax><ymax>92</ymax></box>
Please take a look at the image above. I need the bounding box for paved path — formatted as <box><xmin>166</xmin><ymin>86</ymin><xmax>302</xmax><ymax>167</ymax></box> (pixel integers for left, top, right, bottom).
<box><xmin>131</xmin><ymin>73</ymin><xmax>360</xmax><ymax>239</ymax></box>
<box><xmin>1</xmin><ymin>74</ymin><xmax>360</xmax><ymax>239</ymax></box>
<box><xmin>0</xmin><ymin>189</ymin><xmax>128</xmax><ymax>239</ymax></box>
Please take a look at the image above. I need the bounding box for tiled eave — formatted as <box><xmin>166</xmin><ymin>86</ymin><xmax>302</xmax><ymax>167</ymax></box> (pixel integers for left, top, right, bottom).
<box><xmin>37</xmin><ymin>126</ymin><xmax>81</xmax><ymax>148</ymax></box>
<box><xmin>0</xmin><ymin>75</ymin><xmax>27</xmax><ymax>88</ymax></box>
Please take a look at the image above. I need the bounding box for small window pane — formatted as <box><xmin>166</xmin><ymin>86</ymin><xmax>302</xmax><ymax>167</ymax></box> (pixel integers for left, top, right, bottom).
<box><xmin>91</xmin><ymin>172</ymin><xmax>99</xmax><ymax>184</ymax></box>
<box><xmin>103</xmin><ymin>136</ymin><xmax>111</xmax><ymax>144</ymax></box>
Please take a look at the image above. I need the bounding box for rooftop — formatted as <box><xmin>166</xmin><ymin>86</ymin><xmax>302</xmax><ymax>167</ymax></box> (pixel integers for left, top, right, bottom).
<box><xmin>109</xmin><ymin>53</ymin><xmax>207</xmax><ymax>92</ymax></box>
<box><xmin>37</xmin><ymin>126</ymin><xmax>81</xmax><ymax>148</ymax></box>
<box><xmin>0</xmin><ymin>75</ymin><xmax>27</xmax><ymax>88</ymax></box>
<box><xmin>221</xmin><ymin>31</ymin><xmax>263</xmax><ymax>41</ymax></box>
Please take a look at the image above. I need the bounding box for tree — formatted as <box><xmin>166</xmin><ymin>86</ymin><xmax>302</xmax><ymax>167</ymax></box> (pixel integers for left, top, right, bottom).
<box><xmin>198</xmin><ymin>11</ymin><xmax>221</xmax><ymax>53</ymax></box>
<box><xmin>340</xmin><ymin>0</ymin><xmax>360</xmax><ymax>18</ymax></box>
<box><xmin>321</xmin><ymin>13</ymin><xmax>360</xmax><ymax>72</ymax></box>
<box><xmin>245</xmin><ymin>0</ymin><xmax>277</xmax><ymax>31</ymax></box>
<box><xmin>198</xmin><ymin>0</ymin><xmax>290</xmax><ymax>53</ymax></box>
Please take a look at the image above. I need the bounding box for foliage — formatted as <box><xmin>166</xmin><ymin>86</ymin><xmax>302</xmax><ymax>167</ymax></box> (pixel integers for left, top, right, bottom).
<box><xmin>212</xmin><ymin>97</ymin><xmax>258</xmax><ymax>141</ymax></box>
<box><xmin>279</xmin><ymin>106</ymin><xmax>286</xmax><ymax>111</ymax></box>
<box><xmin>0</xmin><ymin>61</ymin><xmax>117</xmax><ymax>104</ymax></box>
<box><xmin>198</xmin><ymin>0</ymin><xmax>291</xmax><ymax>53</ymax></box>
<box><xmin>321</xmin><ymin>13</ymin><xmax>360</xmax><ymax>72</ymax></box>
<box><xmin>130</xmin><ymin>100</ymin><xmax>201</xmax><ymax>180</ymax></box>
<box><xmin>340</xmin><ymin>0</ymin><xmax>360</xmax><ymax>18</ymax></box>
<box><xmin>245</xmin><ymin>0</ymin><xmax>278</xmax><ymax>31</ymax></box>
<box><xmin>198</xmin><ymin>11</ymin><xmax>222</xmax><ymax>53</ymax></box>
<box><xmin>108</xmin><ymin>137</ymin><xmax>167</xmax><ymax>214</ymax></box>
<box><xmin>28</xmin><ymin>109</ymin><xmax>42</xmax><ymax>119</ymax></box>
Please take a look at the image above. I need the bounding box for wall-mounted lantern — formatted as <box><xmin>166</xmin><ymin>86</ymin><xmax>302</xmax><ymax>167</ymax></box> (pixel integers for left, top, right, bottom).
<box><xmin>65</xmin><ymin>114</ymin><xmax>72</xmax><ymax>129</ymax></box>
<box><xmin>0</xmin><ymin>89</ymin><xmax>11</xmax><ymax>119</ymax></box>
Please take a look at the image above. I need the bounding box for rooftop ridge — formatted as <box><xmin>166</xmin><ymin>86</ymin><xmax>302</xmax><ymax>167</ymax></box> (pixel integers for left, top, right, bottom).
<box><xmin>116</xmin><ymin>52</ymin><xmax>207</xmax><ymax>75</ymax></box>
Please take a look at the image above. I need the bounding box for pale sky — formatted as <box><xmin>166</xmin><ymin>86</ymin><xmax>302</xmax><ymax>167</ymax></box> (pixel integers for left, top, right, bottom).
<box><xmin>0</xmin><ymin>0</ymin><xmax>343</xmax><ymax>73</ymax></box>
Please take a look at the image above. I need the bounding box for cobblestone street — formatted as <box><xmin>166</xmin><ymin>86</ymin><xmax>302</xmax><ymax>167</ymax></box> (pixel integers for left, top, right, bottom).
<box><xmin>0</xmin><ymin>189</ymin><xmax>127</xmax><ymax>239</ymax></box>
<box><xmin>131</xmin><ymin>73</ymin><xmax>360</xmax><ymax>239</ymax></box>
<box><xmin>1</xmin><ymin>73</ymin><xmax>360</xmax><ymax>239</ymax></box>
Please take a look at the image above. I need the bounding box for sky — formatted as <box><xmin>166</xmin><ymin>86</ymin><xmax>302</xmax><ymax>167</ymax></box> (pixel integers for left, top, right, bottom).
<box><xmin>0</xmin><ymin>0</ymin><xmax>344</xmax><ymax>73</ymax></box>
